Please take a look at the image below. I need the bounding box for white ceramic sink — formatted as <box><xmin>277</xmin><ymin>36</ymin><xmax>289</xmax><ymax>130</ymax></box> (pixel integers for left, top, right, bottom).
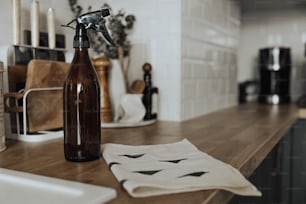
<box><xmin>0</xmin><ymin>168</ymin><xmax>116</xmax><ymax>204</ymax></box>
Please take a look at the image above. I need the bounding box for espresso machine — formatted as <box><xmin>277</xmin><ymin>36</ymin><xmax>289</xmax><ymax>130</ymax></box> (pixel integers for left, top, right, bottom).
<box><xmin>258</xmin><ymin>47</ymin><xmax>291</xmax><ymax>104</ymax></box>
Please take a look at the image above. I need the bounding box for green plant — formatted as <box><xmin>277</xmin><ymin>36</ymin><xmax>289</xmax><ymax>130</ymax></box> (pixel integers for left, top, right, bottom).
<box><xmin>68</xmin><ymin>1</ymin><xmax>136</xmax><ymax>59</ymax></box>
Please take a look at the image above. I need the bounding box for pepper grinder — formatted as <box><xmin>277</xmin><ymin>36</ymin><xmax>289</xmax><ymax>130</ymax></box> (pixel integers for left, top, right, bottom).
<box><xmin>92</xmin><ymin>57</ymin><xmax>113</xmax><ymax>123</ymax></box>
<box><xmin>142</xmin><ymin>63</ymin><xmax>158</xmax><ymax>120</ymax></box>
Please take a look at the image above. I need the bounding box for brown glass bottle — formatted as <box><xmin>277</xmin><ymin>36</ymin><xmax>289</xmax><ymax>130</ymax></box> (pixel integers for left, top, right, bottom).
<box><xmin>63</xmin><ymin>23</ymin><xmax>101</xmax><ymax>162</ymax></box>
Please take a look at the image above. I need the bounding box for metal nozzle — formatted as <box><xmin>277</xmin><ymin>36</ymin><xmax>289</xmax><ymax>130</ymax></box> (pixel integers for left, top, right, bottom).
<box><xmin>62</xmin><ymin>9</ymin><xmax>115</xmax><ymax>46</ymax></box>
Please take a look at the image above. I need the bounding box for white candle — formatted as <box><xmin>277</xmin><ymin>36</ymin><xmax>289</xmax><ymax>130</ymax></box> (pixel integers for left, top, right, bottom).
<box><xmin>47</xmin><ymin>8</ymin><xmax>55</xmax><ymax>49</ymax></box>
<box><xmin>12</xmin><ymin>0</ymin><xmax>21</xmax><ymax>45</ymax></box>
<box><xmin>31</xmin><ymin>0</ymin><xmax>40</xmax><ymax>47</ymax></box>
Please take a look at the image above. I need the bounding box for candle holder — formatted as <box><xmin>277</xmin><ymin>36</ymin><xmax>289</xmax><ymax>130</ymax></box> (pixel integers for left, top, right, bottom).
<box><xmin>8</xmin><ymin>44</ymin><xmax>66</xmax><ymax>65</ymax></box>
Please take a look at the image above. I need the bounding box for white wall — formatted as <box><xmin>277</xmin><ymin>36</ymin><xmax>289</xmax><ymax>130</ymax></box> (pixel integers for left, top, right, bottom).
<box><xmin>101</xmin><ymin>0</ymin><xmax>182</xmax><ymax>121</ymax></box>
<box><xmin>0</xmin><ymin>0</ymin><xmax>242</xmax><ymax>122</ymax></box>
<box><xmin>238</xmin><ymin>7</ymin><xmax>306</xmax><ymax>101</ymax></box>
<box><xmin>0</xmin><ymin>0</ymin><xmax>74</xmax><ymax>48</ymax></box>
<box><xmin>181</xmin><ymin>0</ymin><xmax>240</xmax><ymax>120</ymax></box>
<box><xmin>0</xmin><ymin>0</ymin><xmax>182</xmax><ymax>121</ymax></box>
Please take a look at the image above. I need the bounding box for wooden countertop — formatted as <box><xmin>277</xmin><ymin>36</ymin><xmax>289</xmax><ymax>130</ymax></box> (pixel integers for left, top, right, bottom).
<box><xmin>0</xmin><ymin>103</ymin><xmax>298</xmax><ymax>204</ymax></box>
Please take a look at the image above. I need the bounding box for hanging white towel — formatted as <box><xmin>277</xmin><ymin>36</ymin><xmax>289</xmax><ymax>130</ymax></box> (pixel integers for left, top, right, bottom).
<box><xmin>102</xmin><ymin>139</ymin><xmax>262</xmax><ymax>198</ymax></box>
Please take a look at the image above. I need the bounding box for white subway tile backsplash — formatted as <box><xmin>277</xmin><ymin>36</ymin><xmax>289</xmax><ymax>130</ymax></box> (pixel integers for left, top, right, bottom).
<box><xmin>182</xmin><ymin>100</ymin><xmax>193</xmax><ymax>120</ymax></box>
<box><xmin>196</xmin><ymin>80</ymin><xmax>207</xmax><ymax>98</ymax></box>
<box><xmin>0</xmin><ymin>0</ymin><xmax>240</xmax><ymax>122</ymax></box>
<box><xmin>182</xmin><ymin>0</ymin><xmax>189</xmax><ymax>17</ymax></box>
<box><xmin>193</xmin><ymin>99</ymin><xmax>206</xmax><ymax>117</ymax></box>
<box><xmin>186</xmin><ymin>39</ymin><xmax>205</xmax><ymax>59</ymax></box>
<box><xmin>182</xmin><ymin>60</ymin><xmax>193</xmax><ymax>79</ymax></box>
<box><xmin>189</xmin><ymin>2</ymin><xmax>203</xmax><ymax>18</ymax></box>
<box><xmin>182</xmin><ymin>18</ymin><xmax>192</xmax><ymax>38</ymax></box>
<box><xmin>192</xmin><ymin>62</ymin><xmax>206</xmax><ymax>79</ymax></box>
<box><xmin>181</xmin><ymin>0</ymin><xmax>239</xmax><ymax>120</ymax></box>
<box><xmin>182</xmin><ymin>80</ymin><xmax>197</xmax><ymax>100</ymax></box>
<box><xmin>0</xmin><ymin>0</ymin><xmax>182</xmax><ymax>121</ymax></box>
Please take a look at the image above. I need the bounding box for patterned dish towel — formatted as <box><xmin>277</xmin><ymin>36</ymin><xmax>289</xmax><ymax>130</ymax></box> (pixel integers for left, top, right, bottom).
<box><xmin>102</xmin><ymin>139</ymin><xmax>262</xmax><ymax>198</ymax></box>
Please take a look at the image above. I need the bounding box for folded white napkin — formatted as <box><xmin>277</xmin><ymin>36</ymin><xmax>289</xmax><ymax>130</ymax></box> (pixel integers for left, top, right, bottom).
<box><xmin>102</xmin><ymin>139</ymin><xmax>262</xmax><ymax>198</ymax></box>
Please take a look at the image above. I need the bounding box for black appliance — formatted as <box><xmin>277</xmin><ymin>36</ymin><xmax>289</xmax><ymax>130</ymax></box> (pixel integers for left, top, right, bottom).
<box><xmin>258</xmin><ymin>47</ymin><xmax>291</xmax><ymax>104</ymax></box>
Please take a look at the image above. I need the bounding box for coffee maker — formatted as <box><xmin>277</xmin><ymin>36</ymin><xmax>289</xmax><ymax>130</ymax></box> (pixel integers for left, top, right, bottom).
<box><xmin>258</xmin><ymin>47</ymin><xmax>291</xmax><ymax>104</ymax></box>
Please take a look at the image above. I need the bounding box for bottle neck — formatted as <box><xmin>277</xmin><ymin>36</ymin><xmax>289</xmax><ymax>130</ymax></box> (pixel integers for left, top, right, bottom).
<box><xmin>72</xmin><ymin>48</ymin><xmax>92</xmax><ymax>64</ymax></box>
<box><xmin>74</xmin><ymin>47</ymin><xmax>89</xmax><ymax>53</ymax></box>
<box><xmin>73</xmin><ymin>23</ymin><xmax>90</xmax><ymax>49</ymax></box>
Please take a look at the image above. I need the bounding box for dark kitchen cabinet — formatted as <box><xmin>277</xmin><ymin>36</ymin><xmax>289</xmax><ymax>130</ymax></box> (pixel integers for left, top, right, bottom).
<box><xmin>230</xmin><ymin>119</ymin><xmax>306</xmax><ymax>204</ymax></box>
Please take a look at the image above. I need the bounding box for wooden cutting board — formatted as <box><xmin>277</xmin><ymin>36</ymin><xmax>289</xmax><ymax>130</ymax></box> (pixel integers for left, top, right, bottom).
<box><xmin>25</xmin><ymin>60</ymin><xmax>70</xmax><ymax>133</ymax></box>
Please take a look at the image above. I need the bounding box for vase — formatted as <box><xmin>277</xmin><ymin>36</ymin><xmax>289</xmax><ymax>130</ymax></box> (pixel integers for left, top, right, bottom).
<box><xmin>119</xmin><ymin>94</ymin><xmax>146</xmax><ymax>123</ymax></box>
<box><xmin>108</xmin><ymin>59</ymin><xmax>127</xmax><ymax>122</ymax></box>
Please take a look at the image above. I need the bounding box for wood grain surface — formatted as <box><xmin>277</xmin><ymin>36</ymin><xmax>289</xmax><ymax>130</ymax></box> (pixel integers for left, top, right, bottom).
<box><xmin>0</xmin><ymin>103</ymin><xmax>298</xmax><ymax>204</ymax></box>
<box><xmin>92</xmin><ymin>57</ymin><xmax>113</xmax><ymax>123</ymax></box>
